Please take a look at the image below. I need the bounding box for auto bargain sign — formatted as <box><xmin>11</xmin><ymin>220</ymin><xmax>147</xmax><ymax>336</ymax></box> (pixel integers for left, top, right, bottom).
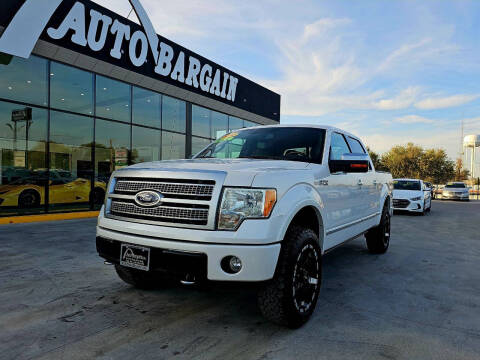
<box><xmin>0</xmin><ymin>0</ymin><xmax>280</xmax><ymax>121</ymax></box>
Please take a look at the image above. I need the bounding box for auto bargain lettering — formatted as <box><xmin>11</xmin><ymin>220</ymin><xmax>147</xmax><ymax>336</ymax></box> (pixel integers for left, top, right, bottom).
<box><xmin>0</xmin><ymin>0</ymin><xmax>239</xmax><ymax>103</ymax></box>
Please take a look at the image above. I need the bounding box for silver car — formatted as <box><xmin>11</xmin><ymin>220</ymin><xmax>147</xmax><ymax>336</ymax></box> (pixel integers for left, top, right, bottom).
<box><xmin>441</xmin><ymin>182</ymin><xmax>470</xmax><ymax>201</ymax></box>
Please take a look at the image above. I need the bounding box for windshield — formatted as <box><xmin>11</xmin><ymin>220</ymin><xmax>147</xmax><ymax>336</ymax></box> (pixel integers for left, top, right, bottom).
<box><xmin>195</xmin><ymin>127</ymin><xmax>326</xmax><ymax>163</ymax></box>
<box><xmin>393</xmin><ymin>180</ymin><xmax>421</xmax><ymax>191</ymax></box>
<box><xmin>445</xmin><ymin>183</ymin><xmax>465</xmax><ymax>188</ymax></box>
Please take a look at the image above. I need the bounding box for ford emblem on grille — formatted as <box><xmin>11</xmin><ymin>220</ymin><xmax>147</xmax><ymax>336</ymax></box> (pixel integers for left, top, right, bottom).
<box><xmin>134</xmin><ymin>191</ymin><xmax>163</xmax><ymax>207</ymax></box>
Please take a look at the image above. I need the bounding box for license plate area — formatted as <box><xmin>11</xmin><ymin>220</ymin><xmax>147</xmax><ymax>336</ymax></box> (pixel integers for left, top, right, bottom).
<box><xmin>120</xmin><ymin>244</ymin><xmax>150</xmax><ymax>271</ymax></box>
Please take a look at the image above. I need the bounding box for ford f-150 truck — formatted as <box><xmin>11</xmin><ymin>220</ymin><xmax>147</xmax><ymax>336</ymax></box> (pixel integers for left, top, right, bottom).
<box><xmin>96</xmin><ymin>125</ymin><xmax>393</xmax><ymax>328</ymax></box>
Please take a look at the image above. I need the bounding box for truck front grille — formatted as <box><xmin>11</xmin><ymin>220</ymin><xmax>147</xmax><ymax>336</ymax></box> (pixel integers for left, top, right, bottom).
<box><xmin>115</xmin><ymin>179</ymin><xmax>214</xmax><ymax>200</ymax></box>
<box><xmin>393</xmin><ymin>199</ymin><xmax>410</xmax><ymax>208</ymax></box>
<box><xmin>106</xmin><ymin>176</ymin><xmax>218</xmax><ymax>228</ymax></box>
<box><xmin>110</xmin><ymin>200</ymin><xmax>209</xmax><ymax>225</ymax></box>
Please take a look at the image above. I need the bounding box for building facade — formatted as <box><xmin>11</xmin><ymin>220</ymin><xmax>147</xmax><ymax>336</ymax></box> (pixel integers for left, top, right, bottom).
<box><xmin>0</xmin><ymin>0</ymin><xmax>280</xmax><ymax>217</ymax></box>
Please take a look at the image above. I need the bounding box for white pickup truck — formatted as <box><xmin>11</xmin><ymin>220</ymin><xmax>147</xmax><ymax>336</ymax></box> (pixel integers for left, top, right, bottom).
<box><xmin>96</xmin><ymin>125</ymin><xmax>393</xmax><ymax>327</ymax></box>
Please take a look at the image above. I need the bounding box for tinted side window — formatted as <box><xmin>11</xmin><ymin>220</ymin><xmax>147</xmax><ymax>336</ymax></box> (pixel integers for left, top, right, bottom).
<box><xmin>347</xmin><ymin>137</ymin><xmax>366</xmax><ymax>154</ymax></box>
<box><xmin>330</xmin><ymin>133</ymin><xmax>351</xmax><ymax>160</ymax></box>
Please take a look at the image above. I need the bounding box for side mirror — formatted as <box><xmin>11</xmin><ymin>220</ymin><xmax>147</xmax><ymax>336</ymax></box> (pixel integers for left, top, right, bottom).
<box><xmin>329</xmin><ymin>153</ymin><xmax>369</xmax><ymax>173</ymax></box>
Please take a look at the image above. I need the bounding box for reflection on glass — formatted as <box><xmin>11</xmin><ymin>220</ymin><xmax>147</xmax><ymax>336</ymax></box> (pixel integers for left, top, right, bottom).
<box><xmin>49</xmin><ymin>111</ymin><xmax>95</xmax><ymax>212</ymax></box>
<box><xmin>162</xmin><ymin>131</ymin><xmax>185</xmax><ymax>160</ymax></box>
<box><xmin>211</xmin><ymin>111</ymin><xmax>228</xmax><ymax>139</ymax></box>
<box><xmin>133</xmin><ymin>87</ymin><xmax>161</xmax><ymax>128</ymax></box>
<box><xmin>50</xmin><ymin>62</ymin><xmax>94</xmax><ymax>115</ymax></box>
<box><xmin>192</xmin><ymin>136</ymin><xmax>211</xmax><ymax>156</ymax></box>
<box><xmin>192</xmin><ymin>105</ymin><xmax>210</xmax><ymax>138</ymax></box>
<box><xmin>95</xmin><ymin>119</ymin><xmax>130</xmax><ymax>185</ymax></box>
<box><xmin>162</xmin><ymin>95</ymin><xmax>186</xmax><ymax>133</ymax></box>
<box><xmin>0</xmin><ymin>101</ymin><xmax>47</xmax><ymax>215</ymax></box>
<box><xmin>96</xmin><ymin>76</ymin><xmax>131</xmax><ymax>122</ymax></box>
<box><xmin>244</xmin><ymin>120</ymin><xmax>257</xmax><ymax>128</ymax></box>
<box><xmin>132</xmin><ymin>126</ymin><xmax>160</xmax><ymax>164</ymax></box>
<box><xmin>229</xmin><ymin>116</ymin><xmax>244</xmax><ymax>132</ymax></box>
<box><xmin>0</xmin><ymin>55</ymin><xmax>48</xmax><ymax>106</ymax></box>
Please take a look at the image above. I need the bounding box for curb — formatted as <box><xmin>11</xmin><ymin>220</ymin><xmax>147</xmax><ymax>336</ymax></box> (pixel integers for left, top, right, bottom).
<box><xmin>0</xmin><ymin>211</ymin><xmax>100</xmax><ymax>225</ymax></box>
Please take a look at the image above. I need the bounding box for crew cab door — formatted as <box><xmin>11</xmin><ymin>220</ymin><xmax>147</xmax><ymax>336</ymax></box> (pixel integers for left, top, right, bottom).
<box><xmin>346</xmin><ymin>136</ymin><xmax>378</xmax><ymax>216</ymax></box>
<box><xmin>322</xmin><ymin>132</ymin><xmax>364</xmax><ymax>249</ymax></box>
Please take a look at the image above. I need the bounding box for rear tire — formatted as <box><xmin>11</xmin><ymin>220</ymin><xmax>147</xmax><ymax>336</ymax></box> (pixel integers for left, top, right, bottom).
<box><xmin>257</xmin><ymin>226</ymin><xmax>322</xmax><ymax>328</ymax></box>
<box><xmin>366</xmin><ymin>202</ymin><xmax>391</xmax><ymax>254</ymax></box>
<box><xmin>115</xmin><ymin>265</ymin><xmax>159</xmax><ymax>289</ymax></box>
<box><xmin>18</xmin><ymin>190</ymin><xmax>40</xmax><ymax>209</ymax></box>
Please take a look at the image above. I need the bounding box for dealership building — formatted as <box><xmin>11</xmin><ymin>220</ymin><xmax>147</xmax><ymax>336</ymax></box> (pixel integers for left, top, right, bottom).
<box><xmin>0</xmin><ymin>0</ymin><xmax>280</xmax><ymax>217</ymax></box>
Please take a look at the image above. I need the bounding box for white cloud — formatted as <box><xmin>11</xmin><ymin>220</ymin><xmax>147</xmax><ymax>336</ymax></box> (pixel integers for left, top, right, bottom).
<box><xmin>393</xmin><ymin>115</ymin><xmax>435</xmax><ymax>124</ymax></box>
<box><xmin>371</xmin><ymin>87</ymin><xmax>421</xmax><ymax>110</ymax></box>
<box><xmin>302</xmin><ymin>18</ymin><xmax>351</xmax><ymax>43</ymax></box>
<box><xmin>415</xmin><ymin>94</ymin><xmax>480</xmax><ymax>110</ymax></box>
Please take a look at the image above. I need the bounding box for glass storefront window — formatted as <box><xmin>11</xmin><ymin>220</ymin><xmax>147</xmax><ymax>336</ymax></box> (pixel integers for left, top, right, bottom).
<box><xmin>192</xmin><ymin>105</ymin><xmax>210</xmax><ymax>138</ymax></box>
<box><xmin>50</xmin><ymin>62</ymin><xmax>94</xmax><ymax>115</ymax></box>
<box><xmin>244</xmin><ymin>120</ymin><xmax>257</xmax><ymax>128</ymax></box>
<box><xmin>211</xmin><ymin>111</ymin><xmax>228</xmax><ymax>139</ymax></box>
<box><xmin>162</xmin><ymin>131</ymin><xmax>185</xmax><ymax>160</ymax></box>
<box><xmin>229</xmin><ymin>116</ymin><xmax>244</xmax><ymax>132</ymax></box>
<box><xmin>132</xmin><ymin>87</ymin><xmax>161</xmax><ymax>128</ymax></box>
<box><xmin>162</xmin><ymin>95</ymin><xmax>186</xmax><ymax>133</ymax></box>
<box><xmin>95</xmin><ymin>119</ymin><xmax>130</xmax><ymax>185</ymax></box>
<box><xmin>192</xmin><ymin>136</ymin><xmax>211</xmax><ymax>156</ymax></box>
<box><xmin>49</xmin><ymin>111</ymin><xmax>95</xmax><ymax>212</ymax></box>
<box><xmin>132</xmin><ymin>126</ymin><xmax>160</xmax><ymax>164</ymax></box>
<box><xmin>96</xmin><ymin>76</ymin><xmax>131</xmax><ymax>122</ymax></box>
<box><xmin>0</xmin><ymin>55</ymin><xmax>48</xmax><ymax>107</ymax></box>
<box><xmin>0</xmin><ymin>101</ymin><xmax>47</xmax><ymax>215</ymax></box>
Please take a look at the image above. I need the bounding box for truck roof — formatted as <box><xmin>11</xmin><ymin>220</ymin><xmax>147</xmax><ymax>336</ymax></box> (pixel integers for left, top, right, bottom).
<box><xmin>238</xmin><ymin>124</ymin><xmax>361</xmax><ymax>141</ymax></box>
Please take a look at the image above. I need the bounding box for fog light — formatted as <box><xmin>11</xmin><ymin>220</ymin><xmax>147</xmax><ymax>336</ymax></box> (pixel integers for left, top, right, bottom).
<box><xmin>229</xmin><ymin>256</ymin><xmax>242</xmax><ymax>273</ymax></box>
<box><xmin>221</xmin><ymin>256</ymin><xmax>242</xmax><ymax>274</ymax></box>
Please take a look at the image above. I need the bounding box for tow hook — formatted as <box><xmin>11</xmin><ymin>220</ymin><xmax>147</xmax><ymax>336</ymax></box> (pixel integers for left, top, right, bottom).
<box><xmin>180</xmin><ymin>274</ymin><xmax>196</xmax><ymax>285</ymax></box>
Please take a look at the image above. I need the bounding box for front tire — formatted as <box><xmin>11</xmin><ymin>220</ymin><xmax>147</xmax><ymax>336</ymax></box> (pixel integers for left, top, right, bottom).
<box><xmin>365</xmin><ymin>203</ymin><xmax>391</xmax><ymax>254</ymax></box>
<box><xmin>257</xmin><ymin>226</ymin><xmax>322</xmax><ymax>328</ymax></box>
<box><xmin>18</xmin><ymin>190</ymin><xmax>40</xmax><ymax>209</ymax></box>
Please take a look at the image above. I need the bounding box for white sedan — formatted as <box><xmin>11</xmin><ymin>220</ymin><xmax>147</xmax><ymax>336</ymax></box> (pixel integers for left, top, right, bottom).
<box><xmin>393</xmin><ymin>179</ymin><xmax>432</xmax><ymax>214</ymax></box>
<box><xmin>441</xmin><ymin>182</ymin><xmax>470</xmax><ymax>201</ymax></box>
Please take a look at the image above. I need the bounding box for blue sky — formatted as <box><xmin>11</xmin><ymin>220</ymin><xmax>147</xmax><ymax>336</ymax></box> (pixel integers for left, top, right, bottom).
<box><xmin>95</xmin><ymin>0</ymin><xmax>480</xmax><ymax>170</ymax></box>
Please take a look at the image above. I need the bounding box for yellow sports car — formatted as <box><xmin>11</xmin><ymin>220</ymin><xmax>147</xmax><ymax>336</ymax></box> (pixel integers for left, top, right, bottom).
<box><xmin>0</xmin><ymin>170</ymin><xmax>106</xmax><ymax>208</ymax></box>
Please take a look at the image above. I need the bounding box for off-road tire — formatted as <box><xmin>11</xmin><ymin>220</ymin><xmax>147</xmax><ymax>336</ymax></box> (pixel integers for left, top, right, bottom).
<box><xmin>115</xmin><ymin>264</ymin><xmax>159</xmax><ymax>289</ymax></box>
<box><xmin>18</xmin><ymin>190</ymin><xmax>40</xmax><ymax>209</ymax></box>
<box><xmin>365</xmin><ymin>202</ymin><xmax>391</xmax><ymax>254</ymax></box>
<box><xmin>257</xmin><ymin>226</ymin><xmax>322</xmax><ymax>328</ymax></box>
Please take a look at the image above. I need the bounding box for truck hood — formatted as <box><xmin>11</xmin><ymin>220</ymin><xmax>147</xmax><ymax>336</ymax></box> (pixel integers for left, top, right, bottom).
<box><xmin>392</xmin><ymin>189</ymin><xmax>423</xmax><ymax>199</ymax></box>
<box><xmin>120</xmin><ymin>158</ymin><xmax>310</xmax><ymax>187</ymax></box>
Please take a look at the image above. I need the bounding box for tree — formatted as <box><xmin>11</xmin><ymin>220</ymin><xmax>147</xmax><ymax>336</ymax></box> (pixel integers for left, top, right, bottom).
<box><xmin>366</xmin><ymin>147</ymin><xmax>385</xmax><ymax>171</ymax></box>
<box><xmin>379</xmin><ymin>143</ymin><xmax>455</xmax><ymax>184</ymax></box>
<box><xmin>420</xmin><ymin>149</ymin><xmax>455</xmax><ymax>184</ymax></box>
<box><xmin>454</xmin><ymin>158</ymin><xmax>470</xmax><ymax>181</ymax></box>
<box><xmin>381</xmin><ymin>143</ymin><xmax>423</xmax><ymax>179</ymax></box>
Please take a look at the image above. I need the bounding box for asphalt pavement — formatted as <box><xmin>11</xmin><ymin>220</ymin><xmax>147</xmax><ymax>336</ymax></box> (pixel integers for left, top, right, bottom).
<box><xmin>1</xmin><ymin>200</ymin><xmax>479</xmax><ymax>360</ymax></box>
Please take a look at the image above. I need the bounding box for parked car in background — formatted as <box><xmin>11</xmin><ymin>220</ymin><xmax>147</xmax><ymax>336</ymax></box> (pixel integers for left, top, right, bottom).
<box><xmin>441</xmin><ymin>182</ymin><xmax>470</xmax><ymax>201</ymax></box>
<box><xmin>0</xmin><ymin>170</ymin><xmax>106</xmax><ymax>208</ymax></box>
<box><xmin>393</xmin><ymin>179</ymin><xmax>431</xmax><ymax>215</ymax></box>
<box><xmin>424</xmin><ymin>181</ymin><xmax>435</xmax><ymax>199</ymax></box>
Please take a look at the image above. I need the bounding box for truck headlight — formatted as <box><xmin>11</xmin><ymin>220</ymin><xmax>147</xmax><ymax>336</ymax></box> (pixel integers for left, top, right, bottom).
<box><xmin>411</xmin><ymin>196</ymin><xmax>422</xmax><ymax>201</ymax></box>
<box><xmin>218</xmin><ymin>188</ymin><xmax>277</xmax><ymax>230</ymax></box>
